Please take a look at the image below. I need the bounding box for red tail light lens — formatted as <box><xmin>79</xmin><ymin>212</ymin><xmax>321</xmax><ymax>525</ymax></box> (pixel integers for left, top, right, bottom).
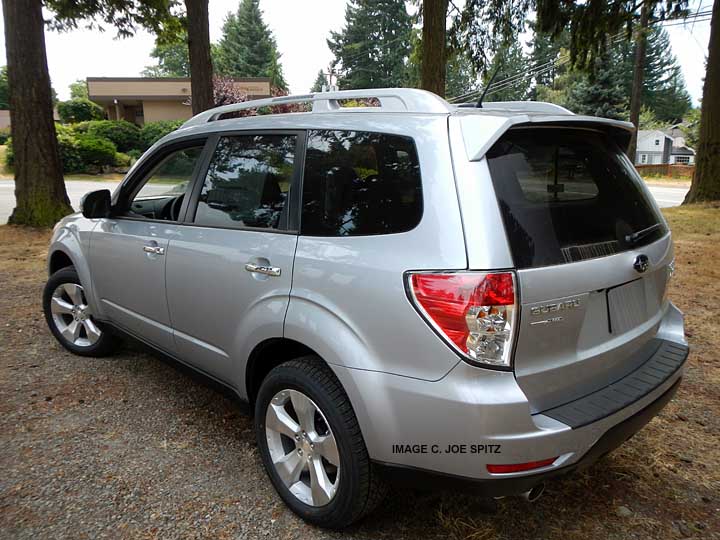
<box><xmin>408</xmin><ymin>272</ymin><xmax>517</xmax><ymax>368</ymax></box>
<box><xmin>486</xmin><ymin>457</ymin><xmax>557</xmax><ymax>474</ymax></box>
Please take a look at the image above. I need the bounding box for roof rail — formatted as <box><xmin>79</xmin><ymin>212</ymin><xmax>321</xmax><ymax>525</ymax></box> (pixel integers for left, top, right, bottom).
<box><xmin>182</xmin><ymin>88</ymin><xmax>452</xmax><ymax>127</ymax></box>
<box><xmin>456</xmin><ymin>101</ymin><xmax>574</xmax><ymax>115</ymax></box>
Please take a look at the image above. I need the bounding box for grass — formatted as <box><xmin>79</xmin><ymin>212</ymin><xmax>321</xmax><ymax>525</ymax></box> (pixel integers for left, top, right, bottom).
<box><xmin>0</xmin><ymin>203</ymin><xmax>718</xmax><ymax>539</ymax></box>
<box><xmin>642</xmin><ymin>175</ymin><xmax>691</xmax><ymax>186</ymax></box>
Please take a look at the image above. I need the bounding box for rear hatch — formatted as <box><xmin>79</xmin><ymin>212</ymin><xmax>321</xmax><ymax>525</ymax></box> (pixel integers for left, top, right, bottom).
<box><xmin>485</xmin><ymin>126</ymin><xmax>673</xmax><ymax>413</ymax></box>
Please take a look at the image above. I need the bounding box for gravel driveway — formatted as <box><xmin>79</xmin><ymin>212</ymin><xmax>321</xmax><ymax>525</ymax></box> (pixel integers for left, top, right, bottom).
<box><xmin>1</xmin><ymin>222</ymin><xmax>718</xmax><ymax>540</ymax></box>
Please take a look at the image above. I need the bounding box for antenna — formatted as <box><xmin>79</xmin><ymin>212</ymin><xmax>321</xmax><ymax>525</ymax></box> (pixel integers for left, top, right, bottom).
<box><xmin>476</xmin><ymin>65</ymin><xmax>502</xmax><ymax>108</ymax></box>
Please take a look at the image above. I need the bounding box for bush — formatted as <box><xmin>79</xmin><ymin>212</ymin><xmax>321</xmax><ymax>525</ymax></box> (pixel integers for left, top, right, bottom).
<box><xmin>76</xmin><ymin>135</ymin><xmax>117</xmax><ymax>167</ymax></box>
<box><xmin>140</xmin><ymin>120</ymin><xmax>183</xmax><ymax>149</ymax></box>
<box><xmin>4</xmin><ymin>137</ymin><xmax>13</xmax><ymax>167</ymax></box>
<box><xmin>85</xmin><ymin>120</ymin><xmax>142</xmax><ymax>152</ymax></box>
<box><xmin>127</xmin><ymin>149</ymin><xmax>143</xmax><ymax>161</ymax></box>
<box><xmin>114</xmin><ymin>152</ymin><xmax>132</xmax><ymax>167</ymax></box>
<box><xmin>0</xmin><ymin>128</ymin><xmax>10</xmax><ymax>145</ymax></box>
<box><xmin>57</xmin><ymin>98</ymin><xmax>104</xmax><ymax>123</ymax></box>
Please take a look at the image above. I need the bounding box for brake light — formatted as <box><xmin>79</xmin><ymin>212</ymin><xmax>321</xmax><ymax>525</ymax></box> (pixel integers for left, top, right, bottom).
<box><xmin>407</xmin><ymin>272</ymin><xmax>517</xmax><ymax>368</ymax></box>
<box><xmin>486</xmin><ymin>457</ymin><xmax>557</xmax><ymax>474</ymax></box>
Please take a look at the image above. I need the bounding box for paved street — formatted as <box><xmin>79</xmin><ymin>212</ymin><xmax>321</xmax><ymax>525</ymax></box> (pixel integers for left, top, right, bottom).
<box><xmin>0</xmin><ymin>179</ymin><xmax>689</xmax><ymax>224</ymax></box>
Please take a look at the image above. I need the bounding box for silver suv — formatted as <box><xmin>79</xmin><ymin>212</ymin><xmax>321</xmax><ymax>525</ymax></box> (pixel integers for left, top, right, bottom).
<box><xmin>43</xmin><ymin>89</ymin><xmax>689</xmax><ymax>529</ymax></box>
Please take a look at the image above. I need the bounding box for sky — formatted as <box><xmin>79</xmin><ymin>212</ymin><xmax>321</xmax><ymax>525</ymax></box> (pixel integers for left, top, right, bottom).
<box><xmin>0</xmin><ymin>0</ymin><xmax>712</xmax><ymax>104</ymax></box>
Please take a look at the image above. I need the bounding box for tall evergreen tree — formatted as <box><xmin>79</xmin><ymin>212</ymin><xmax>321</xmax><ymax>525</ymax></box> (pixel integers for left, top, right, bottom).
<box><xmin>215</xmin><ymin>0</ymin><xmax>287</xmax><ymax>90</ymax></box>
<box><xmin>328</xmin><ymin>0</ymin><xmax>412</xmax><ymax>90</ymax></box>
<box><xmin>565</xmin><ymin>49</ymin><xmax>627</xmax><ymax>120</ymax></box>
<box><xmin>311</xmin><ymin>70</ymin><xmax>327</xmax><ymax>92</ymax></box>
<box><xmin>483</xmin><ymin>40</ymin><xmax>532</xmax><ymax>102</ymax></box>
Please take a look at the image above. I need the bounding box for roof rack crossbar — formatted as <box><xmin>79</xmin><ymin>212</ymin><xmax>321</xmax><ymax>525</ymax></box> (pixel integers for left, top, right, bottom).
<box><xmin>182</xmin><ymin>88</ymin><xmax>452</xmax><ymax>127</ymax></box>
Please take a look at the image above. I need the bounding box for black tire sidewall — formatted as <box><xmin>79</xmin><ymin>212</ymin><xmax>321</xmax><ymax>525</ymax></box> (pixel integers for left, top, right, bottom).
<box><xmin>43</xmin><ymin>267</ymin><xmax>115</xmax><ymax>357</ymax></box>
<box><xmin>254</xmin><ymin>359</ymin><xmax>367</xmax><ymax>528</ymax></box>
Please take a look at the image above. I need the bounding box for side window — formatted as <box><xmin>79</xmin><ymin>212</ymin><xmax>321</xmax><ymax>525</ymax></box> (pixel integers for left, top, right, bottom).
<box><xmin>126</xmin><ymin>145</ymin><xmax>203</xmax><ymax>221</ymax></box>
<box><xmin>194</xmin><ymin>134</ymin><xmax>296</xmax><ymax>230</ymax></box>
<box><xmin>301</xmin><ymin>130</ymin><xmax>422</xmax><ymax>236</ymax></box>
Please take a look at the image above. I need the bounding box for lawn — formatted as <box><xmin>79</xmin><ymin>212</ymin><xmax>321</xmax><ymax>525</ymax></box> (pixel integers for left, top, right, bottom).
<box><xmin>0</xmin><ymin>204</ymin><xmax>718</xmax><ymax>539</ymax></box>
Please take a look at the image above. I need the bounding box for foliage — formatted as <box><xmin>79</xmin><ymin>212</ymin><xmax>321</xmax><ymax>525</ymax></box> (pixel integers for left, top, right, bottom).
<box><xmin>564</xmin><ymin>48</ymin><xmax>628</xmax><ymax>120</ymax></box>
<box><xmin>638</xmin><ymin>105</ymin><xmax>666</xmax><ymax>130</ymax></box>
<box><xmin>57</xmin><ymin>98</ymin><xmax>104</xmax><ymax>123</ymax></box>
<box><xmin>681</xmin><ymin>107</ymin><xmax>701</xmax><ymax>149</ymax></box>
<box><xmin>0</xmin><ymin>66</ymin><xmax>8</xmax><ymax>109</ymax></box>
<box><xmin>127</xmin><ymin>149</ymin><xmax>143</xmax><ymax>161</ymax></box>
<box><xmin>85</xmin><ymin>120</ymin><xmax>142</xmax><ymax>152</ymax></box>
<box><xmin>215</xmin><ymin>0</ymin><xmax>287</xmax><ymax>90</ymax></box>
<box><xmin>212</xmin><ymin>76</ymin><xmax>250</xmax><ymax>108</ymax></box>
<box><xmin>328</xmin><ymin>0</ymin><xmax>412</xmax><ymax>89</ymax></box>
<box><xmin>69</xmin><ymin>79</ymin><xmax>88</xmax><ymax>99</ymax></box>
<box><xmin>0</xmin><ymin>128</ymin><xmax>10</xmax><ymax>145</ymax></box>
<box><xmin>483</xmin><ymin>40</ymin><xmax>532</xmax><ymax>102</ymax></box>
<box><xmin>142</xmin><ymin>32</ymin><xmax>191</xmax><ymax>77</ymax></box>
<box><xmin>76</xmin><ymin>134</ymin><xmax>117</xmax><ymax>167</ymax></box>
<box><xmin>114</xmin><ymin>152</ymin><xmax>132</xmax><ymax>167</ymax></box>
<box><xmin>311</xmin><ymin>70</ymin><xmax>327</xmax><ymax>92</ymax></box>
<box><xmin>140</xmin><ymin>120</ymin><xmax>184</xmax><ymax>149</ymax></box>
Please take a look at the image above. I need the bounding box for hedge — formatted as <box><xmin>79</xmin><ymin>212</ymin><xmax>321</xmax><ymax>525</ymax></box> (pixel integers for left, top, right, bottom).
<box><xmin>85</xmin><ymin>120</ymin><xmax>142</xmax><ymax>153</ymax></box>
<box><xmin>57</xmin><ymin>98</ymin><xmax>104</xmax><ymax>123</ymax></box>
<box><xmin>140</xmin><ymin>120</ymin><xmax>183</xmax><ymax>150</ymax></box>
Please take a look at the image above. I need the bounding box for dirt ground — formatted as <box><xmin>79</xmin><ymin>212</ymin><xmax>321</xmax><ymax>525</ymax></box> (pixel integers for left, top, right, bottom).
<box><xmin>1</xmin><ymin>205</ymin><xmax>718</xmax><ymax>540</ymax></box>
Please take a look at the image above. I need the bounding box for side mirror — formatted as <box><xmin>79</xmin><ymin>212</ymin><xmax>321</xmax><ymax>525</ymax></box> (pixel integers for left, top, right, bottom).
<box><xmin>81</xmin><ymin>189</ymin><xmax>112</xmax><ymax>219</ymax></box>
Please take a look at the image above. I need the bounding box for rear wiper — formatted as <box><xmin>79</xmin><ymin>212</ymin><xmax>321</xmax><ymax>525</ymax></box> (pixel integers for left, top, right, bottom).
<box><xmin>625</xmin><ymin>223</ymin><xmax>662</xmax><ymax>245</ymax></box>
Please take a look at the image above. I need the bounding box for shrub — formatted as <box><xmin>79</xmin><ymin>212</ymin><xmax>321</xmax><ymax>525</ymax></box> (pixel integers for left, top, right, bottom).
<box><xmin>76</xmin><ymin>135</ymin><xmax>117</xmax><ymax>167</ymax></box>
<box><xmin>57</xmin><ymin>98</ymin><xmax>104</xmax><ymax>123</ymax></box>
<box><xmin>4</xmin><ymin>137</ymin><xmax>13</xmax><ymax>167</ymax></box>
<box><xmin>85</xmin><ymin>120</ymin><xmax>142</xmax><ymax>152</ymax></box>
<box><xmin>56</xmin><ymin>132</ymin><xmax>84</xmax><ymax>173</ymax></box>
<box><xmin>114</xmin><ymin>152</ymin><xmax>132</xmax><ymax>167</ymax></box>
<box><xmin>0</xmin><ymin>128</ymin><xmax>10</xmax><ymax>145</ymax></box>
<box><xmin>127</xmin><ymin>149</ymin><xmax>143</xmax><ymax>161</ymax></box>
<box><xmin>140</xmin><ymin>120</ymin><xmax>183</xmax><ymax>149</ymax></box>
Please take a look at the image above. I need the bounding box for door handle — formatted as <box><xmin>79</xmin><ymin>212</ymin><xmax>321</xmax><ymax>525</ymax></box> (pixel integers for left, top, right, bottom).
<box><xmin>143</xmin><ymin>245</ymin><xmax>165</xmax><ymax>255</ymax></box>
<box><xmin>245</xmin><ymin>263</ymin><xmax>281</xmax><ymax>277</ymax></box>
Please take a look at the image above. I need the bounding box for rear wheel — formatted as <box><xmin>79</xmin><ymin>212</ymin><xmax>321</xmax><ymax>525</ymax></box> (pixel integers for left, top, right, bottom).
<box><xmin>254</xmin><ymin>357</ymin><xmax>386</xmax><ymax>528</ymax></box>
<box><xmin>43</xmin><ymin>267</ymin><xmax>119</xmax><ymax>357</ymax></box>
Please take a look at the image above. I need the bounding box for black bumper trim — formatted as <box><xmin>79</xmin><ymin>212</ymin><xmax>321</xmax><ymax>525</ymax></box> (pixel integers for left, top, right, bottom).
<box><xmin>374</xmin><ymin>377</ymin><xmax>682</xmax><ymax>497</ymax></box>
<box><xmin>541</xmin><ymin>340</ymin><xmax>688</xmax><ymax>428</ymax></box>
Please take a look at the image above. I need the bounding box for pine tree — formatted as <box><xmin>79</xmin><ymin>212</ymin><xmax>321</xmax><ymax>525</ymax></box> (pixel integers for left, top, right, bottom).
<box><xmin>328</xmin><ymin>0</ymin><xmax>412</xmax><ymax>90</ymax></box>
<box><xmin>565</xmin><ymin>49</ymin><xmax>627</xmax><ymax>120</ymax></box>
<box><xmin>311</xmin><ymin>70</ymin><xmax>327</xmax><ymax>92</ymax></box>
<box><xmin>483</xmin><ymin>40</ymin><xmax>532</xmax><ymax>102</ymax></box>
<box><xmin>215</xmin><ymin>0</ymin><xmax>287</xmax><ymax>90</ymax></box>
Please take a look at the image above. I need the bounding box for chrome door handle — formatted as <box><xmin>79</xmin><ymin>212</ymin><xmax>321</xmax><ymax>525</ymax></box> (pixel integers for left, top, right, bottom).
<box><xmin>143</xmin><ymin>245</ymin><xmax>165</xmax><ymax>255</ymax></box>
<box><xmin>245</xmin><ymin>263</ymin><xmax>281</xmax><ymax>277</ymax></box>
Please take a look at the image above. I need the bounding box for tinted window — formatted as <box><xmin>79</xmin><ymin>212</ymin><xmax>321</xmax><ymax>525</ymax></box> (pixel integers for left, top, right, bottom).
<box><xmin>194</xmin><ymin>135</ymin><xmax>296</xmax><ymax>229</ymax></box>
<box><xmin>301</xmin><ymin>130</ymin><xmax>422</xmax><ymax>236</ymax></box>
<box><xmin>126</xmin><ymin>146</ymin><xmax>202</xmax><ymax>221</ymax></box>
<box><xmin>486</xmin><ymin>128</ymin><xmax>666</xmax><ymax>269</ymax></box>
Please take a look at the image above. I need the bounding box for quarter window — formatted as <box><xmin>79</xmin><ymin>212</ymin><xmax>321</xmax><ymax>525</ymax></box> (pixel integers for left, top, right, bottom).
<box><xmin>301</xmin><ymin>130</ymin><xmax>422</xmax><ymax>236</ymax></box>
<box><xmin>194</xmin><ymin>135</ymin><xmax>297</xmax><ymax>230</ymax></box>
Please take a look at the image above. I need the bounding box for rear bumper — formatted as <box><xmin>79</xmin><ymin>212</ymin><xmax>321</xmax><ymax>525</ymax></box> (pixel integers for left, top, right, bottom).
<box><xmin>331</xmin><ymin>303</ymin><xmax>688</xmax><ymax>488</ymax></box>
<box><xmin>375</xmin><ymin>377</ymin><xmax>681</xmax><ymax>496</ymax></box>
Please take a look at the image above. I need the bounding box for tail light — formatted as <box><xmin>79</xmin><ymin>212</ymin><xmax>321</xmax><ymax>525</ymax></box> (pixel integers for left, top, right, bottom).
<box><xmin>407</xmin><ymin>271</ymin><xmax>517</xmax><ymax>368</ymax></box>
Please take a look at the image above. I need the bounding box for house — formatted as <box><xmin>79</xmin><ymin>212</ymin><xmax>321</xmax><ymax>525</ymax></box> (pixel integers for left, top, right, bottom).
<box><xmin>86</xmin><ymin>77</ymin><xmax>272</xmax><ymax>126</ymax></box>
<box><xmin>635</xmin><ymin>130</ymin><xmax>673</xmax><ymax>165</ymax></box>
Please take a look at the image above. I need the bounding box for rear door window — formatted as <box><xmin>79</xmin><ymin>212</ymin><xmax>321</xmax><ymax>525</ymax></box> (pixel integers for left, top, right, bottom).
<box><xmin>486</xmin><ymin>128</ymin><xmax>666</xmax><ymax>269</ymax></box>
<box><xmin>300</xmin><ymin>130</ymin><xmax>422</xmax><ymax>236</ymax></box>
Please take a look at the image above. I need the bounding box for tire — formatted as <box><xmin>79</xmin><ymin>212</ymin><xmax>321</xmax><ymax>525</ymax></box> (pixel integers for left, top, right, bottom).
<box><xmin>254</xmin><ymin>356</ymin><xmax>386</xmax><ymax>529</ymax></box>
<box><xmin>42</xmin><ymin>267</ymin><xmax>119</xmax><ymax>357</ymax></box>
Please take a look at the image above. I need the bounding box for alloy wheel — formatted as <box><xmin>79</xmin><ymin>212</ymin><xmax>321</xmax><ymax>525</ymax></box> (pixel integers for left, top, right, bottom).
<box><xmin>50</xmin><ymin>283</ymin><xmax>102</xmax><ymax>347</ymax></box>
<box><xmin>265</xmin><ymin>389</ymin><xmax>340</xmax><ymax>507</ymax></box>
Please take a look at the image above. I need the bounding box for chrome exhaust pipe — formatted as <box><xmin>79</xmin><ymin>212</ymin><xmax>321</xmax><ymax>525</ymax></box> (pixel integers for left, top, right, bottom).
<box><xmin>520</xmin><ymin>483</ymin><xmax>545</xmax><ymax>502</ymax></box>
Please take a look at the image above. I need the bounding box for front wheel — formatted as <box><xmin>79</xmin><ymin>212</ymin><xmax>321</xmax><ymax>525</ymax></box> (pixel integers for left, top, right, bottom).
<box><xmin>43</xmin><ymin>267</ymin><xmax>119</xmax><ymax>357</ymax></box>
<box><xmin>254</xmin><ymin>357</ymin><xmax>386</xmax><ymax>529</ymax></box>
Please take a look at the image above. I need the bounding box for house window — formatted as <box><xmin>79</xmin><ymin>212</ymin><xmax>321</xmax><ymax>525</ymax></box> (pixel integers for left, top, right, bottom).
<box><xmin>675</xmin><ymin>156</ymin><xmax>690</xmax><ymax>164</ymax></box>
<box><xmin>654</xmin><ymin>139</ymin><xmax>660</xmax><ymax>146</ymax></box>
<box><xmin>640</xmin><ymin>154</ymin><xmax>647</xmax><ymax>164</ymax></box>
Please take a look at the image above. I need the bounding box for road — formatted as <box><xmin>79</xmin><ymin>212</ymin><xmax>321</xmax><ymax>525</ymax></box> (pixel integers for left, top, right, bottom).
<box><xmin>0</xmin><ymin>179</ymin><xmax>689</xmax><ymax>224</ymax></box>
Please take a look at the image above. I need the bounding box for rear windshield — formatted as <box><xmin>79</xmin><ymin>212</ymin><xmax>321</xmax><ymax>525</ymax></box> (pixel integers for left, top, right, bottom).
<box><xmin>486</xmin><ymin>128</ymin><xmax>667</xmax><ymax>269</ymax></box>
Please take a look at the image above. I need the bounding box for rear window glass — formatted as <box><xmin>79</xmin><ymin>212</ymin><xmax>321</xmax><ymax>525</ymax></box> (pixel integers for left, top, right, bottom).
<box><xmin>301</xmin><ymin>130</ymin><xmax>422</xmax><ymax>236</ymax></box>
<box><xmin>486</xmin><ymin>128</ymin><xmax>666</xmax><ymax>269</ymax></box>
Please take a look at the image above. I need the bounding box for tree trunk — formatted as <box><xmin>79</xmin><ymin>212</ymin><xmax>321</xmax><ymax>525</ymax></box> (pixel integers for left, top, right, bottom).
<box><xmin>2</xmin><ymin>0</ymin><xmax>71</xmax><ymax>227</ymax></box>
<box><xmin>185</xmin><ymin>0</ymin><xmax>214</xmax><ymax>114</ymax></box>
<box><xmin>421</xmin><ymin>0</ymin><xmax>448</xmax><ymax>97</ymax></box>
<box><xmin>684</xmin><ymin>0</ymin><xmax>720</xmax><ymax>203</ymax></box>
<box><xmin>627</xmin><ymin>1</ymin><xmax>650</xmax><ymax>162</ymax></box>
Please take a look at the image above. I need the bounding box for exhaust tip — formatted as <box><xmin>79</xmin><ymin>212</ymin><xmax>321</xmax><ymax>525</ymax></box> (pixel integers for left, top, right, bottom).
<box><xmin>521</xmin><ymin>483</ymin><xmax>545</xmax><ymax>502</ymax></box>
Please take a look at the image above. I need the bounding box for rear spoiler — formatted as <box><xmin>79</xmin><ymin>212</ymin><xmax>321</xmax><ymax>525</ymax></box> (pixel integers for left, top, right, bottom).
<box><xmin>456</xmin><ymin>113</ymin><xmax>635</xmax><ymax>161</ymax></box>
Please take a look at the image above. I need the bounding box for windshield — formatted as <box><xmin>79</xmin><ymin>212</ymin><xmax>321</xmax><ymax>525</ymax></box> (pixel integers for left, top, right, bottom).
<box><xmin>486</xmin><ymin>127</ymin><xmax>666</xmax><ymax>269</ymax></box>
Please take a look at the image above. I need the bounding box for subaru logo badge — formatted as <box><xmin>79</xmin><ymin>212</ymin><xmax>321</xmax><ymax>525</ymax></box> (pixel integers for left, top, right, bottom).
<box><xmin>634</xmin><ymin>254</ymin><xmax>650</xmax><ymax>273</ymax></box>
